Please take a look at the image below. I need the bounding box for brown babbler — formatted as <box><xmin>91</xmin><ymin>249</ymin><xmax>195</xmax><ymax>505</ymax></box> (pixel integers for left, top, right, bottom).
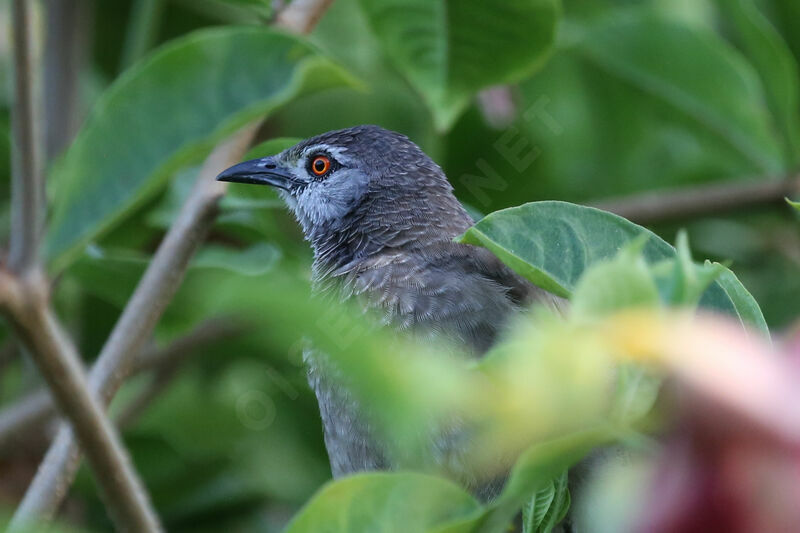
<box><xmin>217</xmin><ymin>125</ymin><xmax>562</xmax><ymax>501</ymax></box>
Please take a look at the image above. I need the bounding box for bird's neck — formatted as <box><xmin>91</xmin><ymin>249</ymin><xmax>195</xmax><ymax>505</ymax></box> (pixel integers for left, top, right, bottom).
<box><xmin>307</xmin><ymin>190</ymin><xmax>474</xmax><ymax>287</ymax></box>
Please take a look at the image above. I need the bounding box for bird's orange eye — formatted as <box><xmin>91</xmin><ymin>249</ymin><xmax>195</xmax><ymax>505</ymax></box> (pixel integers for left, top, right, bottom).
<box><xmin>311</xmin><ymin>156</ymin><xmax>331</xmax><ymax>176</ymax></box>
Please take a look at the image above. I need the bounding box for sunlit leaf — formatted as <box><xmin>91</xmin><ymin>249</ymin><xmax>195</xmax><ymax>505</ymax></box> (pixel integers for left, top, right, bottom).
<box><xmin>283</xmin><ymin>473</ymin><xmax>480</xmax><ymax>533</ymax></box>
<box><xmin>570</xmin><ymin>237</ymin><xmax>660</xmax><ymax>319</ymax></box>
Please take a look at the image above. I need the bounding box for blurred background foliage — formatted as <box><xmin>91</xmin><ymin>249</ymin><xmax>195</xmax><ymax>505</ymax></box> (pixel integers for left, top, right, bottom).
<box><xmin>0</xmin><ymin>0</ymin><xmax>798</xmax><ymax>531</ymax></box>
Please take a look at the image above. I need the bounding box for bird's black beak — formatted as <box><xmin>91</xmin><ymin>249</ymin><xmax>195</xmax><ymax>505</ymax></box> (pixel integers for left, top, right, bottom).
<box><xmin>216</xmin><ymin>156</ymin><xmax>296</xmax><ymax>191</ymax></box>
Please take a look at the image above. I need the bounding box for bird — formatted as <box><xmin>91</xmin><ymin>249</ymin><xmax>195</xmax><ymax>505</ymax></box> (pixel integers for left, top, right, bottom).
<box><xmin>217</xmin><ymin>124</ymin><xmax>562</xmax><ymax>501</ymax></box>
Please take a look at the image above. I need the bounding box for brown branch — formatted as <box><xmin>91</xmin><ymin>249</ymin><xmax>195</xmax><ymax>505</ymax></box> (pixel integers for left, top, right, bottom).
<box><xmin>9</xmin><ymin>0</ymin><xmax>44</xmax><ymax>273</ymax></box>
<box><xmin>7</xmin><ymin>1</ymin><xmax>161</xmax><ymax>530</ymax></box>
<box><xmin>0</xmin><ymin>318</ymin><xmax>242</xmax><ymax>453</ymax></box>
<box><xmin>0</xmin><ymin>271</ymin><xmax>162</xmax><ymax>532</ymax></box>
<box><xmin>10</xmin><ymin>128</ymin><xmax>257</xmax><ymax>526</ymax></box>
<box><xmin>590</xmin><ymin>175</ymin><xmax>800</xmax><ymax>225</ymax></box>
<box><xmin>12</xmin><ymin>0</ymin><xmax>336</xmax><ymax>523</ymax></box>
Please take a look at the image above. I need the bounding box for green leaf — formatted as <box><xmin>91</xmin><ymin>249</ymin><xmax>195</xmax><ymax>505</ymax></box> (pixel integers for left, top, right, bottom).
<box><xmin>192</xmin><ymin>244</ymin><xmax>281</xmax><ymax>276</ymax></box>
<box><xmin>713</xmin><ymin>264</ymin><xmax>769</xmax><ymax>335</ymax></box>
<box><xmin>457</xmin><ymin>201</ymin><xmax>672</xmax><ymax>298</ymax></box>
<box><xmin>522</xmin><ymin>471</ymin><xmax>570</xmax><ymax>533</ymax></box>
<box><xmin>540</xmin><ymin>472</ymin><xmax>570</xmax><ymax>533</ymax></box>
<box><xmin>46</xmin><ymin>28</ymin><xmax>356</xmax><ymax>272</ymax></box>
<box><xmin>788</xmin><ymin>198</ymin><xmax>800</xmax><ymax>212</ymax></box>
<box><xmin>662</xmin><ymin>231</ymin><xmax>726</xmax><ymax>307</ymax></box>
<box><xmin>457</xmin><ymin>201</ymin><xmax>768</xmax><ymax>335</ymax></box>
<box><xmin>283</xmin><ymin>472</ymin><xmax>480</xmax><ymax>533</ymax></box>
<box><xmin>357</xmin><ymin>0</ymin><xmax>559</xmax><ymax>131</ymax></box>
<box><xmin>522</xmin><ymin>481</ymin><xmax>555</xmax><ymax>533</ymax></box>
<box><xmin>70</xmin><ymin>242</ymin><xmax>280</xmax><ymax>308</ymax></box>
<box><xmin>716</xmin><ymin>0</ymin><xmax>800</xmax><ymax>165</ymax></box>
<box><xmin>572</xmin><ymin>7</ymin><xmax>784</xmax><ymax>174</ymax></box>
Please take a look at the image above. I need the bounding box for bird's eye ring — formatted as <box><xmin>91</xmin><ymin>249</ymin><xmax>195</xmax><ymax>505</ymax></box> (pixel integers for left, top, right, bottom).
<box><xmin>311</xmin><ymin>156</ymin><xmax>331</xmax><ymax>176</ymax></box>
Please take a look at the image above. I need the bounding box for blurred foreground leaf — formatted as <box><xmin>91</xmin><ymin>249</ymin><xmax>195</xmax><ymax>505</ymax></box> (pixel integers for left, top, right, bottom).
<box><xmin>465</xmin><ymin>429</ymin><xmax>610</xmax><ymax>533</ymax></box>
<box><xmin>458</xmin><ymin>201</ymin><xmax>767</xmax><ymax>334</ymax></box>
<box><xmin>570</xmin><ymin>237</ymin><xmax>660</xmax><ymax>319</ymax></box>
<box><xmin>283</xmin><ymin>473</ymin><xmax>480</xmax><ymax>533</ymax></box>
<box><xmin>357</xmin><ymin>0</ymin><xmax>559</xmax><ymax>130</ymax></box>
<box><xmin>46</xmin><ymin>28</ymin><xmax>356</xmax><ymax>271</ymax></box>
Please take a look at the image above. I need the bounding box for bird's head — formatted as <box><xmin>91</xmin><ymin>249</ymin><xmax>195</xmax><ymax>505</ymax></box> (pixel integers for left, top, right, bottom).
<box><xmin>217</xmin><ymin>125</ymin><xmax>471</xmax><ymax>272</ymax></box>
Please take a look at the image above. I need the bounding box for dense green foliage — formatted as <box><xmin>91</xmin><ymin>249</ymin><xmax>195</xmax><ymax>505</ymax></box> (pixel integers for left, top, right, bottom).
<box><xmin>1</xmin><ymin>0</ymin><xmax>798</xmax><ymax>532</ymax></box>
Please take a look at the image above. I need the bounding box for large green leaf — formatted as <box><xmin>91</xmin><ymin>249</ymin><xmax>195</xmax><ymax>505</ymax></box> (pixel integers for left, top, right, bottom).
<box><xmin>46</xmin><ymin>28</ymin><xmax>356</xmax><ymax>271</ymax></box>
<box><xmin>572</xmin><ymin>8</ymin><xmax>784</xmax><ymax>175</ymax></box>
<box><xmin>357</xmin><ymin>0</ymin><xmax>559</xmax><ymax>130</ymax></box>
<box><xmin>457</xmin><ymin>201</ymin><xmax>768</xmax><ymax>334</ymax></box>
<box><xmin>448</xmin><ymin>8</ymin><xmax>785</xmax><ymax>212</ymax></box>
<box><xmin>283</xmin><ymin>472</ymin><xmax>480</xmax><ymax>533</ymax></box>
<box><xmin>716</xmin><ymin>0</ymin><xmax>800</xmax><ymax>165</ymax></box>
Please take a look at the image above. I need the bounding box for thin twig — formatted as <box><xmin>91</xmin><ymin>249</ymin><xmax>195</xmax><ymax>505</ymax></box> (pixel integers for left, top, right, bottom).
<box><xmin>11</xmin><ymin>128</ymin><xmax>257</xmax><ymax>525</ymax></box>
<box><xmin>12</xmin><ymin>0</ymin><xmax>336</xmax><ymax>522</ymax></box>
<box><xmin>0</xmin><ymin>271</ymin><xmax>162</xmax><ymax>532</ymax></box>
<box><xmin>8</xmin><ymin>1</ymin><xmax>160</xmax><ymax>529</ymax></box>
<box><xmin>0</xmin><ymin>319</ymin><xmax>243</xmax><ymax>452</ymax></box>
<box><xmin>591</xmin><ymin>175</ymin><xmax>800</xmax><ymax>225</ymax></box>
<box><xmin>9</xmin><ymin>0</ymin><xmax>44</xmax><ymax>274</ymax></box>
